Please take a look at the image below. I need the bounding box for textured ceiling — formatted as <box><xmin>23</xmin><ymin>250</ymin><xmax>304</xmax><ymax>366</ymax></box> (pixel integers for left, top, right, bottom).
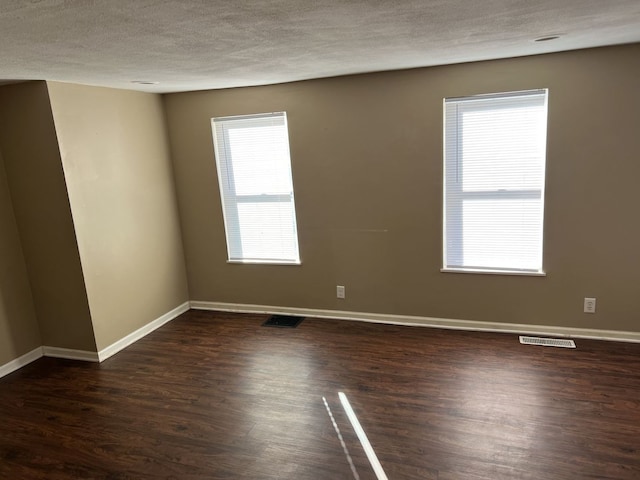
<box><xmin>0</xmin><ymin>0</ymin><xmax>639</xmax><ymax>93</ymax></box>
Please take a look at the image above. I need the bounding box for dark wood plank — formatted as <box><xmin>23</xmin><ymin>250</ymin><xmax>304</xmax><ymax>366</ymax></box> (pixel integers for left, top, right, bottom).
<box><xmin>1</xmin><ymin>310</ymin><xmax>639</xmax><ymax>479</ymax></box>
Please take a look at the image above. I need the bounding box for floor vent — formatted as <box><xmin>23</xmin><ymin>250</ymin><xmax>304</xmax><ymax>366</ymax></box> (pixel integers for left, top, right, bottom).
<box><xmin>519</xmin><ymin>336</ymin><xmax>576</xmax><ymax>348</ymax></box>
<box><xmin>262</xmin><ymin>315</ymin><xmax>304</xmax><ymax>328</ymax></box>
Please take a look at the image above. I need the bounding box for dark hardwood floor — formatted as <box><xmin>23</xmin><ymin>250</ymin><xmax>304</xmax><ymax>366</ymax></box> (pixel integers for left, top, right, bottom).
<box><xmin>1</xmin><ymin>310</ymin><xmax>640</xmax><ymax>479</ymax></box>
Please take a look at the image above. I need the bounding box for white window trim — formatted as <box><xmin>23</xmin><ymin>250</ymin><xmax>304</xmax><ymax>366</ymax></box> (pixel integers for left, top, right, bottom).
<box><xmin>442</xmin><ymin>89</ymin><xmax>548</xmax><ymax>276</ymax></box>
<box><xmin>441</xmin><ymin>267</ymin><xmax>546</xmax><ymax>276</ymax></box>
<box><xmin>227</xmin><ymin>259</ymin><xmax>301</xmax><ymax>266</ymax></box>
<box><xmin>212</xmin><ymin>112</ymin><xmax>301</xmax><ymax>265</ymax></box>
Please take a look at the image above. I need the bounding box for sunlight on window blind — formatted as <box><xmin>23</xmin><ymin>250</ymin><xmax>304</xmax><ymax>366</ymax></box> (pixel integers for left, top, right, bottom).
<box><xmin>212</xmin><ymin>112</ymin><xmax>300</xmax><ymax>264</ymax></box>
<box><xmin>443</xmin><ymin>90</ymin><xmax>548</xmax><ymax>273</ymax></box>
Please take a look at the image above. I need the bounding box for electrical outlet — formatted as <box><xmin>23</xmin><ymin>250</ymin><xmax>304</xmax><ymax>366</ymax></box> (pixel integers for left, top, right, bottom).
<box><xmin>584</xmin><ymin>297</ymin><xmax>596</xmax><ymax>314</ymax></box>
<box><xmin>336</xmin><ymin>285</ymin><xmax>345</xmax><ymax>299</ymax></box>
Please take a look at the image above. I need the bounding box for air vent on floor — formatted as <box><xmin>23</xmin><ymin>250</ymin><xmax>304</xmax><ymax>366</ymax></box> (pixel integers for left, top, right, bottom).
<box><xmin>262</xmin><ymin>315</ymin><xmax>304</xmax><ymax>328</ymax></box>
<box><xmin>519</xmin><ymin>336</ymin><xmax>576</xmax><ymax>348</ymax></box>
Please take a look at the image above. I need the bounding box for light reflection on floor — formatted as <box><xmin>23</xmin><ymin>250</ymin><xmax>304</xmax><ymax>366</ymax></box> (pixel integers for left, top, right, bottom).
<box><xmin>323</xmin><ymin>396</ymin><xmax>361</xmax><ymax>480</ymax></box>
<box><xmin>323</xmin><ymin>392</ymin><xmax>389</xmax><ymax>480</ymax></box>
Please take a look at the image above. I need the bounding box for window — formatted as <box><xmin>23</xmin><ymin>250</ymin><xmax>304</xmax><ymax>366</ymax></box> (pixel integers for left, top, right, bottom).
<box><xmin>212</xmin><ymin>112</ymin><xmax>300</xmax><ymax>264</ymax></box>
<box><xmin>443</xmin><ymin>89</ymin><xmax>548</xmax><ymax>274</ymax></box>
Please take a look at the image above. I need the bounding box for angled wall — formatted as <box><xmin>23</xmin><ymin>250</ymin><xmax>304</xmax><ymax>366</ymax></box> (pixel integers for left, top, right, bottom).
<box><xmin>0</xmin><ymin>149</ymin><xmax>41</xmax><ymax>366</ymax></box>
<box><xmin>0</xmin><ymin>82</ymin><xmax>96</xmax><ymax>352</ymax></box>
<box><xmin>47</xmin><ymin>82</ymin><xmax>189</xmax><ymax>351</ymax></box>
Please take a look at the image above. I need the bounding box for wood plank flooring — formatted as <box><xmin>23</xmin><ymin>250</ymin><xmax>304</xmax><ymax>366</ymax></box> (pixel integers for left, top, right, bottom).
<box><xmin>1</xmin><ymin>309</ymin><xmax>640</xmax><ymax>479</ymax></box>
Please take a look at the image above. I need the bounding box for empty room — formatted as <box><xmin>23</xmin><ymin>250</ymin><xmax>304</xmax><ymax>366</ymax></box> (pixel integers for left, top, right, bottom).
<box><xmin>1</xmin><ymin>1</ymin><xmax>639</xmax><ymax>478</ymax></box>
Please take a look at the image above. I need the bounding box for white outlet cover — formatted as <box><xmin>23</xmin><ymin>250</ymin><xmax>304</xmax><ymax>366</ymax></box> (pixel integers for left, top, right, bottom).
<box><xmin>584</xmin><ymin>297</ymin><xmax>596</xmax><ymax>313</ymax></box>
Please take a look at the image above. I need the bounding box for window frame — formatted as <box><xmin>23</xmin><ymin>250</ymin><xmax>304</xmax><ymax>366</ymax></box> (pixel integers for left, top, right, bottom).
<box><xmin>211</xmin><ymin>112</ymin><xmax>301</xmax><ymax>265</ymax></box>
<box><xmin>442</xmin><ymin>89</ymin><xmax>548</xmax><ymax>276</ymax></box>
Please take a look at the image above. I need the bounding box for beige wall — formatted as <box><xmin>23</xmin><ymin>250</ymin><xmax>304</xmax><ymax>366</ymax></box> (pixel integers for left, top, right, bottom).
<box><xmin>47</xmin><ymin>82</ymin><xmax>189</xmax><ymax>351</ymax></box>
<box><xmin>0</xmin><ymin>82</ymin><xmax>96</xmax><ymax>352</ymax></box>
<box><xmin>0</xmin><ymin>149</ymin><xmax>41</xmax><ymax>365</ymax></box>
<box><xmin>164</xmin><ymin>44</ymin><xmax>640</xmax><ymax>333</ymax></box>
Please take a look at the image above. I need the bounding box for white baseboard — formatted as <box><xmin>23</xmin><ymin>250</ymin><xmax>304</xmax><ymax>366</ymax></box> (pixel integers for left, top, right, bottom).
<box><xmin>0</xmin><ymin>347</ymin><xmax>43</xmax><ymax>379</ymax></box>
<box><xmin>43</xmin><ymin>346</ymin><xmax>100</xmax><ymax>362</ymax></box>
<box><xmin>189</xmin><ymin>300</ymin><xmax>640</xmax><ymax>344</ymax></box>
<box><xmin>97</xmin><ymin>301</ymin><xmax>190</xmax><ymax>362</ymax></box>
<box><xmin>1</xmin><ymin>302</ymin><xmax>191</xmax><ymax>377</ymax></box>
<box><xmin>5</xmin><ymin>299</ymin><xmax>636</xmax><ymax>380</ymax></box>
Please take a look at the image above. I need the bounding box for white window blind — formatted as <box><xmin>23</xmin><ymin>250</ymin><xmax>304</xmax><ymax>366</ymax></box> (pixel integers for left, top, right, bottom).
<box><xmin>443</xmin><ymin>89</ymin><xmax>548</xmax><ymax>274</ymax></box>
<box><xmin>212</xmin><ymin>112</ymin><xmax>300</xmax><ymax>264</ymax></box>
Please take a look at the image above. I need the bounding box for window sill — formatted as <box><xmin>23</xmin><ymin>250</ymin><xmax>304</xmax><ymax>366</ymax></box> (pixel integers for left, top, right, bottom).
<box><xmin>227</xmin><ymin>259</ymin><xmax>301</xmax><ymax>266</ymax></box>
<box><xmin>441</xmin><ymin>268</ymin><xmax>546</xmax><ymax>277</ymax></box>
